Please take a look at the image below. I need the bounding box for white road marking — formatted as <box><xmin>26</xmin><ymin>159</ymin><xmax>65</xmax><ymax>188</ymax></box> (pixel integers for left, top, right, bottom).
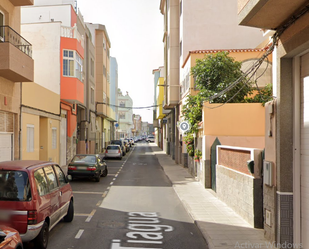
<box><xmin>85</xmin><ymin>209</ymin><xmax>96</xmax><ymax>222</ymax></box>
<box><xmin>75</xmin><ymin>229</ymin><xmax>84</xmax><ymax>239</ymax></box>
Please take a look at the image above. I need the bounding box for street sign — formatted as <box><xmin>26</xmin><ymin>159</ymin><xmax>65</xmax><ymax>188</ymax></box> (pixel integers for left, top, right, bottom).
<box><xmin>179</xmin><ymin>121</ymin><xmax>190</xmax><ymax>132</ymax></box>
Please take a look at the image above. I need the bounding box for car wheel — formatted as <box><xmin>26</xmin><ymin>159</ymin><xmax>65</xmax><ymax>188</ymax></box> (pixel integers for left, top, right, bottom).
<box><xmin>34</xmin><ymin>221</ymin><xmax>49</xmax><ymax>249</ymax></box>
<box><xmin>119</xmin><ymin>156</ymin><xmax>122</xmax><ymax>160</ymax></box>
<box><xmin>63</xmin><ymin>199</ymin><xmax>74</xmax><ymax>222</ymax></box>
<box><xmin>102</xmin><ymin>168</ymin><xmax>108</xmax><ymax>177</ymax></box>
<box><xmin>94</xmin><ymin>173</ymin><xmax>101</xmax><ymax>182</ymax></box>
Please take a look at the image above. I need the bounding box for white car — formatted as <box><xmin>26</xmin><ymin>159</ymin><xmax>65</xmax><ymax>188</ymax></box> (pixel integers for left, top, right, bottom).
<box><xmin>147</xmin><ymin>135</ymin><xmax>155</xmax><ymax>143</ymax></box>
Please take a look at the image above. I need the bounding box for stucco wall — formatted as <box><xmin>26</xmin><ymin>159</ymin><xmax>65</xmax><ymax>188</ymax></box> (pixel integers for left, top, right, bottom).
<box><xmin>203</xmin><ymin>102</ymin><xmax>265</xmax><ymax>136</ymax></box>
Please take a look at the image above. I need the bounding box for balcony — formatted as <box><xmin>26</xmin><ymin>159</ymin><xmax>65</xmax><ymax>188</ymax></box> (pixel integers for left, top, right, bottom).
<box><xmin>238</xmin><ymin>0</ymin><xmax>307</xmax><ymax>29</ymax></box>
<box><xmin>0</xmin><ymin>26</ymin><xmax>34</xmax><ymax>82</ymax></box>
<box><xmin>9</xmin><ymin>0</ymin><xmax>33</xmax><ymax>6</ymax></box>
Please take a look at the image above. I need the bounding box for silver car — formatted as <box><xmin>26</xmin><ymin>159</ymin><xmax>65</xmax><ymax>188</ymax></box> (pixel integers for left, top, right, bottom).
<box><xmin>105</xmin><ymin>144</ymin><xmax>122</xmax><ymax>160</ymax></box>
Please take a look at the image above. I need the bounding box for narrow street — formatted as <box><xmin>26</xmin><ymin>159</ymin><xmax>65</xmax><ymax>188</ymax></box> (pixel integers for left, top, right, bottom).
<box><xmin>25</xmin><ymin>142</ymin><xmax>208</xmax><ymax>249</ymax></box>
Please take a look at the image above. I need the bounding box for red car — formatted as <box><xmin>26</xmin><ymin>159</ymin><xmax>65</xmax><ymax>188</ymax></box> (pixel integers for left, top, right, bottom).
<box><xmin>0</xmin><ymin>161</ymin><xmax>74</xmax><ymax>249</ymax></box>
<box><xmin>0</xmin><ymin>226</ymin><xmax>23</xmax><ymax>249</ymax></box>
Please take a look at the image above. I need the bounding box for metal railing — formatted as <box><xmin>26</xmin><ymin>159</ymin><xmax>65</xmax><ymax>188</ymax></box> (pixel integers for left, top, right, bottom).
<box><xmin>0</xmin><ymin>26</ymin><xmax>32</xmax><ymax>57</ymax></box>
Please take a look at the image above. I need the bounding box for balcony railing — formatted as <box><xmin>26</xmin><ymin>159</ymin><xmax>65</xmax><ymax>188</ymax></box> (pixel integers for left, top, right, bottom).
<box><xmin>0</xmin><ymin>26</ymin><xmax>32</xmax><ymax>58</ymax></box>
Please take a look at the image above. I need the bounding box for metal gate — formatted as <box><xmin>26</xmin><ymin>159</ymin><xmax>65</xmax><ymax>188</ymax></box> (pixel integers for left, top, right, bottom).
<box><xmin>211</xmin><ymin>137</ymin><xmax>221</xmax><ymax>192</ymax></box>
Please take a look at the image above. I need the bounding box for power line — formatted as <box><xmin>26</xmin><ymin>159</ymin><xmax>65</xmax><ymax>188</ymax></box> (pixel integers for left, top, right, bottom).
<box><xmin>96</xmin><ymin>101</ymin><xmax>162</xmax><ymax>109</ymax></box>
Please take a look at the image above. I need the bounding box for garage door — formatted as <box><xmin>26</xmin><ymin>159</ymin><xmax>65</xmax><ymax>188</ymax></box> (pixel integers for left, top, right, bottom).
<box><xmin>300</xmin><ymin>53</ymin><xmax>309</xmax><ymax>247</ymax></box>
<box><xmin>0</xmin><ymin>134</ymin><xmax>13</xmax><ymax>162</ymax></box>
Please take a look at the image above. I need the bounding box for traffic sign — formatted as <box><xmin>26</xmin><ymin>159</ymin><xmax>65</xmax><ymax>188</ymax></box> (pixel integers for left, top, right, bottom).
<box><xmin>179</xmin><ymin>121</ymin><xmax>190</xmax><ymax>132</ymax></box>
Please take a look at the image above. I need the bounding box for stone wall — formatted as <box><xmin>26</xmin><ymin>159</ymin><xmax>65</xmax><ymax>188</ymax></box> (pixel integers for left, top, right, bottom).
<box><xmin>216</xmin><ymin>165</ymin><xmax>263</xmax><ymax>228</ymax></box>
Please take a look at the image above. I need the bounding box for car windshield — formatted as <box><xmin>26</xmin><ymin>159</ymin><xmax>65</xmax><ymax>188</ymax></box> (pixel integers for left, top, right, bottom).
<box><xmin>0</xmin><ymin>170</ymin><xmax>31</xmax><ymax>201</ymax></box>
<box><xmin>72</xmin><ymin>155</ymin><xmax>96</xmax><ymax>163</ymax></box>
<box><xmin>108</xmin><ymin>146</ymin><xmax>119</xmax><ymax>150</ymax></box>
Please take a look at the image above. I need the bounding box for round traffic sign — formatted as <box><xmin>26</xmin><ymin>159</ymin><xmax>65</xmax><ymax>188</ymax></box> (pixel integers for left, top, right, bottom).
<box><xmin>179</xmin><ymin>121</ymin><xmax>190</xmax><ymax>132</ymax></box>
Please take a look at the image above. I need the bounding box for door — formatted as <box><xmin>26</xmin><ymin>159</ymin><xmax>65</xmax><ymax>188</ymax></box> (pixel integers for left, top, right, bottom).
<box><xmin>210</xmin><ymin>138</ymin><xmax>221</xmax><ymax>192</ymax></box>
<box><xmin>43</xmin><ymin>166</ymin><xmax>60</xmax><ymax>228</ymax></box>
<box><xmin>0</xmin><ymin>134</ymin><xmax>13</xmax><ymax>162</ymax></box>
<box><xmin>54</xmin><ymin>165</ymin><xmax>71</xmax><ymax>218</ymax></box>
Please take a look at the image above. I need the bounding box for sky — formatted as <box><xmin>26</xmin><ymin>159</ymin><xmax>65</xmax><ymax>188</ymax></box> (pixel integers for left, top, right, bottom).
<box><xmin>77</xmin><ymin>0</ymin><xmax>164</xmax><ymax>123</ymax></box>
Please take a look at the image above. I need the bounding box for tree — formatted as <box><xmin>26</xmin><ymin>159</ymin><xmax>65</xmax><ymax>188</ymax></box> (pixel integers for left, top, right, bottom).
<box><xmin>192</xmin><ymin>51</ymin><xmax>253</xmax><ymax>103</ymax></box>
<box><xmin>244</xmin><ymin>83</ymin><xmax>273</xmax><ymax>106</ymax></box>
<box><xmin>181</xmin><ymin>94</ymin><xmax>202</xmax><ymax>134</ymax></box>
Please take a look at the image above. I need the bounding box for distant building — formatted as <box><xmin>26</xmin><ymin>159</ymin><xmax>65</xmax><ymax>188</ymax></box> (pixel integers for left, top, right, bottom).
<box><xmin>117</xmin><ymin>90</ymin><xmax>133</xmax><ymax>138</ymax></box>
<box><xmin>110</xmin><ymin>57</ymin><xmax>119</xmax><ymax>136</ymax></box>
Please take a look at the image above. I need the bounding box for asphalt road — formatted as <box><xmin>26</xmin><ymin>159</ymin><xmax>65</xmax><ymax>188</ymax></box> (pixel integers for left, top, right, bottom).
<box><xmin>24</xmin><ymin>141</ymin><xmax>208</xmax><ymax>249</ymax></box>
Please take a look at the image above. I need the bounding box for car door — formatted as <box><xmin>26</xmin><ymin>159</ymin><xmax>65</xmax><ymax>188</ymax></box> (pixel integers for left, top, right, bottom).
<box><xmin>43</xmin><ymin>166</ymin><xmax>60</xmax><ymax>229</ymax></box>
<box><xmin>54</xmin><ymin>165</ymin><xmax>71</xmax><ymax>218</ymax></box>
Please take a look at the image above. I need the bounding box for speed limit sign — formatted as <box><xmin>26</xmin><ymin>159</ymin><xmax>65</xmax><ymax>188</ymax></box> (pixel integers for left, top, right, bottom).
<box><xmin>179</xmin><ymin>121</ymin><xmax>190</xmax><ymax>132</ymax></box>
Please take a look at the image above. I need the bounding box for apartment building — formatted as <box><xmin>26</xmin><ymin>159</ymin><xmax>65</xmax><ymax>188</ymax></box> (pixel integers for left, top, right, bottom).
<box><xmin>87</xmin><ymin>23</ymin><xmax>115</xmax><ymax>150</ymax></box>
<box><xmin>0</xmin><ymin>0</ymin><xmax>34</xmax><ymax>162</ymax></box>
<box><xmin>21</xmin><ymin>0</ymin><xmax>96</xmax><ymax>164</ymax></box>
<box><xmin>110</xmin><ymin>56</ymin><xmax>119</xmax><ymax>140</ymax></box>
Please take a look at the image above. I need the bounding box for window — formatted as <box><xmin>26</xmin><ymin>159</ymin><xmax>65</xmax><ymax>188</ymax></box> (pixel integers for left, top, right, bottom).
<box><xmin>91</xmin><ymin>58</ymin><xmax>94</xmax><ymax>77</ymax></box>
<box><xmin>0</xmin><ymin>170</ymin><xmax>31</xmax><ymax>201</ymax></box>
<box><xmin>63</xmin><ymin>50</ymin><xmax>74</xmax><ymax>76</ymax></box>
<box><xmin>103</xmin><ymin>38</ymin><xmax>106</xmax><ymax>50</ymax></box>
<box><xmin>44</xmin><ymin>166</ymin><xmax>58</xmax><ymax>191</ymax></box>
<box><xmin>91</xmin><ymin>87</ymin><xmax>95</xmax><ymax>104</ymax></box>
<box><xmin>180</xmin><ymin>0</ymin><xmax>182</xmax><ymax>16</ymax></box>
<box><xmin>103</xmin><ymin>65</ymin><xmax>106</xmax><ymax>77</ymax></box>
<box><xmin>34</xmin><ymin>168</ymin><xmax>49</xmax><ymax>196</ymax></box>
<box><xmin>119</xmin><ymin>112</ymin><xmax>125</xmax><ymax>119</ymax></box>
<box><xmin>180</xmin><ymin>40</ymin><xmax>182</xmax><ymax>57</ymax></box>
<box><xmin>63</xmin><ymin>50</ymin><xmax>83</xmax><ymax>81</ymax></box>
<box><xmin>54</xmin><ymin>165</ymin><xmax>67</xmax><ymax>186</ymax></box>
<box><xmin>76</xmin><ymin>53</ymin><xmax>83</xmax><ymax>81</ymax></box>
<box><xmin>52</xmin><ymin>127</ymin><xmax>57</xmax><ymax>149</ymax></box>
<box><xmin>0</xmin><ymin>11</ymin><xmax>4</xmax><ymax>41</ymax></box>
<box><xmin>119</xmin><ymin>101</ymin><xmax>125</xmax><ymax>107</ymax></box>
<box><xmin>27</xmin><ymin>125</ymin><xmax>34</xmax><ymax>153</ymax></box>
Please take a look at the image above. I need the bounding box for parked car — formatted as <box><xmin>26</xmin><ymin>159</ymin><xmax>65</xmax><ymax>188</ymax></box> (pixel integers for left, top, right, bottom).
<box><xmin>129</xmin><ymin>138</ymin><xmax>134</xmax><ymax>146</ymax></box>
<box><xmin>111</xmin><ymin>140</ymin><xmax>126</xmax><ymax>156</ymax></box>
<box><xmin>0</xmin><ymin>225</ymin><xmax>23</xmax><ymax>249</ymax></box>
<box><xmin>105</xmin><ymin>145</ymin><xmax>122</xmax><ymax>160</ymax></box>
<box><xmin>68</xmin><ymin>154</ymin><xmax>108</xmax><ymax>182</ymax></box>
<box><xmin>122</xmin><ymin>140</ymin><xmax>130</xmax><ymax>152</ymax></box>
<box><xmin>147</xmin><ymin>135</ymin><xmax>155</xmax><ymax>143</ymax></box>
<box><xmin>123</xmin><ymin>138</ymin><xmax>131</xmax><ymax>148</ymax></box>
<box><xmin>0</xmin><ymin>160</ymin><xmax>74</xmax><ymax>249</ymax></box>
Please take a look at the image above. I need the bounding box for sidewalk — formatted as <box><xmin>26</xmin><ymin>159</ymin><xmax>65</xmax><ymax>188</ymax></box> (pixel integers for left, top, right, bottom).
<box><xmin>150</xmin><ymin>144</ymin><xmax>274</xmax><ymax>249</ymax></box>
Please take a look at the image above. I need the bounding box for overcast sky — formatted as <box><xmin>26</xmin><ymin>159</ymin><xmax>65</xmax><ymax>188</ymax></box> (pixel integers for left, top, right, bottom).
<box><xmin>77</xmin><ymin>0</ymin><xmax>164</xmax><ymax>123</ymax></box>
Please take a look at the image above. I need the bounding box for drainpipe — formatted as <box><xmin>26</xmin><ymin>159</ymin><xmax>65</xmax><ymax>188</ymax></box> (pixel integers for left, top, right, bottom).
<box><xmin>19</xmin><ymin>82</ymin><xmax>22</xmax><ymax>160</ymax></box>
